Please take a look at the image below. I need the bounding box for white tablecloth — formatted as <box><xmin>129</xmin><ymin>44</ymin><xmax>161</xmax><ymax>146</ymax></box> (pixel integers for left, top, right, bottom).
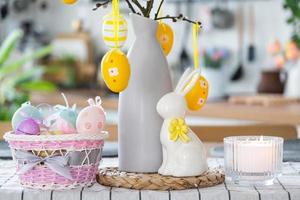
<box><xmin>0</xmin><ymin>158</ymin><xmax>300</xmax><ymax>200</ymax></box>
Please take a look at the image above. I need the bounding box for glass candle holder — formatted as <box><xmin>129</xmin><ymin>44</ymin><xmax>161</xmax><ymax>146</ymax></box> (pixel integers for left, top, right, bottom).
<box><xmin>224</xmin><ymin>136</ymin><xmax>283</xmax><ymax>186</ymax></box>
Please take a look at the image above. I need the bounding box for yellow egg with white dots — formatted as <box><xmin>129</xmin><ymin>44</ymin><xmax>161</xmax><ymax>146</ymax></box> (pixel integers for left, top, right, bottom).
<box><xmin>156</xmin><ymin>22</ymin><xmax>174</xmax><ymax>56</ymax></box>
<box><xmin>102</xmin><ymin>13</ymin><xmax>128</xmax><ymax>49</ymax></box>
<box><xmin>101</xmin><ymin>49</ymin><xmax>130</xmax><ymax>93</ymax></box>
<box><xmin>62</xmin><ymin>0</ymin><xmax>77</xmax><ymax>4</ymax></box>
<box><xmin>185</xmin><ymin>76</ymin><xmax>209</xmax><ymax>111</ymax></box>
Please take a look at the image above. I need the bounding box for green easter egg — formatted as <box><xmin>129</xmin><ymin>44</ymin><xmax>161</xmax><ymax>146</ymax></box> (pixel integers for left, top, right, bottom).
<box><xmin>11</xmin><ymin>103</ymin><xmax>42</xmax><ymax>130</ymax></box>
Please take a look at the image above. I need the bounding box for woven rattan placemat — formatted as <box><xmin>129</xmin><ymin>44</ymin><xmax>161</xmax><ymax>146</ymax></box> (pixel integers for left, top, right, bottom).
<box><xmin>97</xmin><ymin>167</ymin><xmax>224</xmax><ymax>190</ymax></box>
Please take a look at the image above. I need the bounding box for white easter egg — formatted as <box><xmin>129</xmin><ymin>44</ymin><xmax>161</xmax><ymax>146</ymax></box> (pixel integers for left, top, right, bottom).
<box><xmin>102</xmin><ymin>13</ymin><xmax>127</xmax><ymax>49</ymax></box>
<box><xmin>76</xmin><ymin>105</ymin><xmax>106</xmax><ymax>134</ymax></box>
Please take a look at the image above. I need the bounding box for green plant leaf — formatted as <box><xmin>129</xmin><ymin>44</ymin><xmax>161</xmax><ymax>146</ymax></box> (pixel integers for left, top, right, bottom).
<box><xmin>13</xmin><ymin>93</ymin><xmax>29</xmax><ymax>106</ymax></box>
<box><xmin>0</xmin><ymin>45</ymin><xmax>53</xmax><ymax>79</ymax></box>
<box><xmin>0</xmin><ymin>106</ymin><xmax>10</xmax><ymax>121</ymax></box>
<box><xmin>0</xmin><ymin>29</ymin><xmax>23</xmax><ymax>66</ymax></box>
<box><xmin>284</xmin><ymin>0</ymin><xmax>300</xmax><ymax>48</ymax></box>
<box><xmin>0</xmin><ymin>66</ymin><xmax>48</xmax><ymax>103</ymax></box>
<box><xmin>287</xmin><ymin>17</ymin><xmax>295</xmax><ymax>24</ymax></box>
<box><xmin>18</xmin><ymin>80</ymin><xmax>56</xmax><ymax>92</ymax></box>
<box><xmin>13</xmin><ymin>67</ymin><xmax>44</xmax><ymax>86</ymax></box>
<box><xmin>43</xmin><ymin>65</ymin><xmax>64</xmax><ymax>74</ymax></box>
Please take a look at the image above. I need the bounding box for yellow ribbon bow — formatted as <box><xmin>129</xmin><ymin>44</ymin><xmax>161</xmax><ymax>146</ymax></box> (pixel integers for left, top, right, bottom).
<box><xmin>168</xmin><ymin>118</ymin><xmax>190</xmax><ymax>143</ymax></box>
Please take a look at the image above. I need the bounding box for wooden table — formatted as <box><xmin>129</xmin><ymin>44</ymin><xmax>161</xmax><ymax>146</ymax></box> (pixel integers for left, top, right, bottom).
<box><xmin>193</xmin><ymin>102</ymin><xmax>300</xmax><ymax>126</ymax></box>
<box><xmin>1</xmin><ymin>158</ymin><xmax>300</xmax><ymax>200</ymax></box>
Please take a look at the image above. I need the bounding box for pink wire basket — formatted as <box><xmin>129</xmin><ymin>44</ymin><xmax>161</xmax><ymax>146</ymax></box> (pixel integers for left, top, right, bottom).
<box><xmin>4</xmin><ymin>131</ymin><xmax>108</xmax><ymax>190</ymax></box>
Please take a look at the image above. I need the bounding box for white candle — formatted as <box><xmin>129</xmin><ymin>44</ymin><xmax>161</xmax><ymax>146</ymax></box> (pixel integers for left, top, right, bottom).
<box><xmin>224</xmin><ymin>136</ymin><xmax>283</xmax><ymax>185</ymax></box>
<box><xmin>234</xmin><ymin>136</ymin><xmax>275</xmax><ymax>173</ymax></box>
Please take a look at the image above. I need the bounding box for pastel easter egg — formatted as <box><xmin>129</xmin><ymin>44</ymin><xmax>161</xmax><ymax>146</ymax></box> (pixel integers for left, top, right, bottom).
<box><xmin>12</xmin><ymin>103</ymin><xmax>42</xmax><ymax>131</ymax></box>
<box><xmin>76</xmin><ymin>106</ymin><xmax>106</xmax><ymax>134</ymax></box>
<box><xmin>37</xmin><ymin>103</ymin><xmax>55</xmax><ymax>119</ymax></box>
<box><xmin>59</xmin><ymin>109</ymin><xmax>77</xmax><ymax>128</ymax></box>
<box><xmin>52</xmin><ymin>118</ymin><xmax>76</xmax><ymax>134</ymax></box>
<box><xmin>185</xmin><ymin>76</ymin><xmax>209</xmax><ymax>111</ymax></box>
<box><xmin>101</xmin><ymin>49</ymin><xmax>130</xmax><ymax>93</ymax></box>
<box><xmin>15</xmin><ymin>118</ymin><xmax>40</xmax><ymax>135</ymax></box>
<box><xmin>156</xmin><ymin>22</ymin><xmax>174</xmax><ymax>56</ymax></box>
<box><xmin>102</xmin><ymin>13</ymin><xmax>128</xmax><ymax>49</ymax></box>
<box><xmin>47</xmin><ymin>108</ymin><xmax>77</xmax><ymax>135</ymax></box>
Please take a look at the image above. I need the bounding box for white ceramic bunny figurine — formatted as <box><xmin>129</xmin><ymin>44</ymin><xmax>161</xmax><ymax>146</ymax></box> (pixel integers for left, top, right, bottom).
<box><xmin>157</xmin><ymin>68</ymin><xmax>208</xmax><ymax>177</ymax></box>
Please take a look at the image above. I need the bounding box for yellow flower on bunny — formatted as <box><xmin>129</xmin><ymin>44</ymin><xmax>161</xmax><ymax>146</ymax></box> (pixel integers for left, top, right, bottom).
<box><xmin>169</xmin><ymin>118</ymin><xmax>190</xmax><ymax>143</ymax></box>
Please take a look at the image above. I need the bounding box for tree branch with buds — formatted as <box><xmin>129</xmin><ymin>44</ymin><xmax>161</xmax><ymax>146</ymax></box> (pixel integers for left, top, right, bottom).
<box><xmin>145</xmin><ymin>0</ymin><xmax>154</xmax><ymax>18</ymax></box>
<box><xmin>131</xmin><ymin>0</ymin><xmax>147</xmax><ymax>16</ymax></box>
<box><xmin>156</xmin><ymin>14</ymin><xmax>202</xmax><ymax>27</ymax></box>
<box><xmin>93</xmin><ymin>0</ymin><xmax>202</xmax><ymax>27</ymax></box>
<box><xmin>93</xmin><ymin>0</ymin><xmax>137</xmax><ymax>14</ymax></box>
<box><xmin>125</xmin><ymin>0</ymin><xmax>137</xmax><ymax>14</ymax></box>
<box><xmin>93</xmin><ymin>0</ymin><xmax>111</xmax><ymax>10</ymax></box>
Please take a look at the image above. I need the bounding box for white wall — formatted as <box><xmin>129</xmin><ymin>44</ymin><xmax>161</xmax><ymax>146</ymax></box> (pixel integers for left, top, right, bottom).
<box><xmin>0</xmin><ymin>0</ymin><xmax>293</xmax><ymax>93</ymax></box>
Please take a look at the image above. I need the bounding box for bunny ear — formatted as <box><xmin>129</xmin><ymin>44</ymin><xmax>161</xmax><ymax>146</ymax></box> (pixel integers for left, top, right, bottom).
<box><xmin>176</xmin><ymin>69</ymin><xmax>199</xmax><ymax>95</ymax></box>
<box><xmin>87</xmin><ymin>97</ymin><xmax>102</xmax><ymax>106</ymax></box>
<box><xmin>87</xmin><ymin>98</ymin><xmax>95</xmax><ymax>106</ymax></box>
<box><xmin>181</xmin><ymin>72</ymin><xmax>200</xmax><ymax>96</ymax></box>
<box><xmin>95</xmin><ymin>96</ymin><xmax>102</xmax><ymax>105</ymax></box>
<box><xmin>175</xmin><ymin>68</ymin><xmax>193</xmax><ymax>93</ymax></box>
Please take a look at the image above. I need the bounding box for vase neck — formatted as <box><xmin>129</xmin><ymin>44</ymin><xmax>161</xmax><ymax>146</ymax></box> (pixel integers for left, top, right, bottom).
<box><xmin>130</xmin><ymin>14</ymin><xmax>158</xmax><ymax>37</ymax></box>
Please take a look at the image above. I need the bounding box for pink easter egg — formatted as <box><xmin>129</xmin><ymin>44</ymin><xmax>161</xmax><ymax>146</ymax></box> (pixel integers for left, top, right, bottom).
<box><xmin>56</xmin><ymin>118</ymin><xmax>77</xmax><ymax>134</ymax></box>
<box><xmin>49</xmin><ymin>116</ymin><xmax>76</xmax><ymax>135</ymax></box>
<box><xmin>76</xmin><ymin>105</ymin><xmax>106</xmax><ymax>134</ymax></box>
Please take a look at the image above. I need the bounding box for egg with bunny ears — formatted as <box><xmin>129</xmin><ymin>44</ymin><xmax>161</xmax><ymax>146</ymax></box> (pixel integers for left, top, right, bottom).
<box><xmin>76</xmin><ymin>96</ymin><xmax>106</xmax><ymax>134</ymax></box>
<box><xmin>12</xmin><ymin>102</ymin><xmax>42</xmax><ymax>131</ymax></box>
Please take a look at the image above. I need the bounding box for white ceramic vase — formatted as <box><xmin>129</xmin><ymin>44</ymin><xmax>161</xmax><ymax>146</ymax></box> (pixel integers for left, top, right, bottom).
<box><xmin>284</xmin><ymin>62</ymin><xmax>300</xmax><ymax>98</ymax></box>
<box><xmin>118</xmin><ymin>14</ymin><xmax>172</xmax><ymax>172</ymax></box>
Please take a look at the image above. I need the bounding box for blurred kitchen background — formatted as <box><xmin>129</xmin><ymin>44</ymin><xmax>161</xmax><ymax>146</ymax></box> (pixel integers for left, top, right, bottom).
<box><xmin>0</xmin><ymin>0</ymin><xmax>294</xmax><ymax>92</ymax></box>
<box><xmin>1</xmin><ymin>0</ymin><xmax>300</xmax><ymax>159</ymax></box>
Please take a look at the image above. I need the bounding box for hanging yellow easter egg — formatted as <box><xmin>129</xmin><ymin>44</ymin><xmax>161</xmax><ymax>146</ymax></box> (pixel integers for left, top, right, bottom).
<box><xmin>185</xmin><ymin>76</ymin><xmax>209</xmax><ymax>111</ymax></box>
<box><xmin>156</xmin><ymin>22</ymin><xmax>174</xmax><ymax>56</ymax></box>
<box><xmin>102</xmin><ymin>13</ymin><xmax>128</xmax><ymax>49</ymax></box>
<box><xmin>101</xmin><ymin>49</ymin><xmax>130</xmax><ymax>93</ymax></box>
<box><xmin>62</xmin><ymin>0</ymin><xmax>77</xmax><ymax>4</ymax></box>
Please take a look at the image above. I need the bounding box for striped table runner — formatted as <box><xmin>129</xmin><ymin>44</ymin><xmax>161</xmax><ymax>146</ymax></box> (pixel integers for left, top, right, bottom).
<box><xmin>1</xmin><ymin>158</ymin><xmax>300</xmax><ymax>200</ymax></box>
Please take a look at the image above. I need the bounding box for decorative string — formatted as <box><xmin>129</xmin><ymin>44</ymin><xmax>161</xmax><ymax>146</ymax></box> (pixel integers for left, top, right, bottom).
<box><xmin>182</xmin><ymin>24</ymin><xmax>201</xmax><ymax>92</ymax></box>
<box><xmin>112</xmin><ymin>0</ymin><xmax>120</xmax><ymax>49</ymax></box>
<box><xmin>158</xmin><ymin>9</ymin><xmax>163</xmax><ymax>24</ymax></box>
<box><xmin>158</xmin><ymin>10</ymin><xmax>167</xmax><ymax>33</ymax></box>
<box><xmin>193</xmin><ymin>23</ymin><xmax>200</xmax><ymax>72</ymax></box>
